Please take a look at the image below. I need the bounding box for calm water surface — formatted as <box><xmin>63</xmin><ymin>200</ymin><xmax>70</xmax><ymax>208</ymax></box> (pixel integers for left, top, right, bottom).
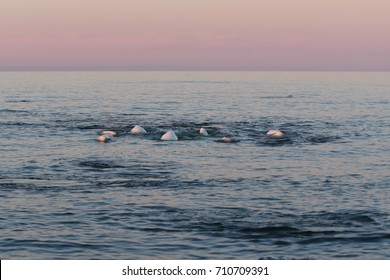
<box><xmin>0</xmin><ymin>71</ymin><xmax>389</xmax><ymax>259</ymax></box>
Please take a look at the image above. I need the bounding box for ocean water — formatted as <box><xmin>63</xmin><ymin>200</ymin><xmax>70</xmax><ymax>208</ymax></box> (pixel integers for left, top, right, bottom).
<box><xmin>0</xmin><ymin>71</ymin><xmax>389</xmax><ymax>259</ymax></box>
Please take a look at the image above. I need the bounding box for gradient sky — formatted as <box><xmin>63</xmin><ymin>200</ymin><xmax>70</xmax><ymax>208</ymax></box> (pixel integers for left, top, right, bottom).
<box><xmin>1</xmin><ymin>0</ymin><xmax>390</xmax><ymax>70</ymax></box>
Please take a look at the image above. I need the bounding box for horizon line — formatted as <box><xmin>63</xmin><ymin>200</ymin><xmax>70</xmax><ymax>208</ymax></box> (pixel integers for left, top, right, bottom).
<box><xmin>1</xmin><ymin>66</ymin><xmax>389</xmax><ymax>72</ymax></box>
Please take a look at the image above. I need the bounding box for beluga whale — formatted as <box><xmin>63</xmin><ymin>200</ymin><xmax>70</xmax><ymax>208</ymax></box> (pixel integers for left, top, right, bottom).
<box><xmin>199</xmin><ymin>127</ymin><xmax>208</xmax><ymax>136</ymax></box>
<box><xmin>161</xmin><ymin>130</ymin><xmax>178</xmax><ymax>141</ymax></box>
<box><xmin>130</xmin><ymin>125</ymin><xmax>147</xmax><ymax>135</ymax></box>
<box><xmin>266</xmin><ymin>129</ymin><xmax>284</xmax><ymax>138</ymax></box>
<box><xmin>96</xmin><ymin>130</ymin><xmax>116</xmax><ymax>142</ymax></box>
<box><xmin>216</xmin><ymin>136</ymin><xmax>239</xmax><ymax>143</ymax></box>
<box><xmin>96</xmin><ymin>133</ymin><xmax>113</xmax><ymax>142</ymax></box>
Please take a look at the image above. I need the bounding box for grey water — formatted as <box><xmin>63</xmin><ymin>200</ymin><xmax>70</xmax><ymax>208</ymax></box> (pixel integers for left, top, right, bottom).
<box><xmin>0</xmin><ymin>71</ymin><xmax>389</xmax><ymax>259</ymax></box>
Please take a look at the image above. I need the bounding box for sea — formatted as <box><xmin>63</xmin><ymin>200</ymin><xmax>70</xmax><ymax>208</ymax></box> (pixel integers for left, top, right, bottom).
<box><xmin>0</xmin><ymin>71</ymin><xmax>389</xmax><ymax>259</ymax></box>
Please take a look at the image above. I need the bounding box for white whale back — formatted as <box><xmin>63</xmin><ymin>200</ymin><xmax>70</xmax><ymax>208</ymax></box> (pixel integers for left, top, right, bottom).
<box><xmin>267</xmin><ymin>129</ymin><xmax>284</xmax><ymax>138</ymax></box>
<box><xmin>199</xmin><ymin>127</ymin><xmax>208</xmax><ymax>135</ymax></box>
<box><xmin>101</xmin><ymin>130</ymin><xmax>116</xmax><ymax>136</ymax></box>
<box><xmin>130</xmin><ymin>125</ymin><xmax>147</xmax><ymax>135</ymax></box>
<box><xmin>161</xmin><ymin>130</ymin><xmax>178</xmax><ymax>141</ymax></box>
<box><xmin>221</xmin><ymin>137</ymin><xmax>232</xmax><ymax>143</ymax></box>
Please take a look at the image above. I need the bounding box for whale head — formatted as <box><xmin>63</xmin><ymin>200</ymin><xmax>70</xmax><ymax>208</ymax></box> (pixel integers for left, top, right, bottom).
<box><xmin>161</xmin><ymin>130</ymin><xmax>178</xmax><ymax>141</ymax></box>
<box><xmin>266</xmin><ymin>129</ymin><xmax>284</xmax><ymax>138</ymax></box>
<box><xmin>96</xmin><ymin>133</ymin><xmax>113</xmax><ymax>142</ymax></box>
<box><xmin>130</xmin><ymin>125</ymin><xmax>147</xmax><ymax>135</ymax></box>
<box><xmin>199</xmin><ymin>127</ymin><xmax>208</xmax><ymax>136</ymax></box>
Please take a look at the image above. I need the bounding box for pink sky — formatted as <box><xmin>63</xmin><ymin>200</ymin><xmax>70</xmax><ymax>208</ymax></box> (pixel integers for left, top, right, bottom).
<box><xmin>1</xmin><ymin>0</ymin><xmax>390</xmax><ymax>70</ymax></box>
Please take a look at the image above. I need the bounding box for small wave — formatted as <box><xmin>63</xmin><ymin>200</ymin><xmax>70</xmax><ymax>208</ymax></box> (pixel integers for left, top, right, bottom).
<box><xmin>167</xmin><ymin>80</ymin><xmax>231</xmax><ymax>84</ymax></box>
<box><xmin>0</xmin><ymin>121</ymin><xmax>37</xmax><ymax>127</ymax></box>
<box><xmin>0</xmin><ymin>182</ymin><xmax>37</xmax><ymax>191</ymax></box>
<box><xmin>120</xmin><ymin>113</ymin><xmax>148</xmax><ymax>116</ymax></box>
<box><xmin>0</xmin><ymin>109</ymin><xmax>30</xmax><ymax>113</ymax></box>
<box><xmin>1</xmin><ymin>238</ymin><xmax>107</xmax><ymax>251</ymax></box>
<box><xmin>240</xmin><ymin>225</ymin><xmax>301</xmax><ymax>234</ymax></box>
<box><xmin>100</xmin><ymin>178</ymin><xmax>171</xmax><ymax>188</ymax></box>
<box><xmin>259</xmin><ymin>95</ymin><xmax>294</xmax><ymax>99</ymax></box>
<box><xmin>303</xmin><ymin>210</ymin><xmax>381</xmax><ymax>227</ymax></box>
<box><xmin>78</xmin><ymin>161</ymin><xmax>124</xmax><ymax>169</ymax></box>
<box><xmin>5</xmin><ymin>100</ymin><xmax>32</xmax><ymax>103</ymax></box>
<box><xmin>258</xmin><ymin>256</ymin><xmax>301</xmax><ymax>260</ymax></box>
<box><xmin>256</xmin><ymin>137</ymin><xmax>293</xmax><ymax>146</ymax></box>
<box><xmin>0</xmin><ymin>179</ymin><xmax>88</xmax><ymax>191</ymax></box>
<box><xmin>306</xmin><ymin>135</ymin><xmax>341</xmax><ymax>144</ymax></box>
<box><xmin>77</xmin><ymin>124</ymin><xmax>107</xmax><ymax>130</ymax></box>
<box><xmin>297</xmin><ymin>233</ymin><xmax>390</xmax><ymax>245</ymax></box>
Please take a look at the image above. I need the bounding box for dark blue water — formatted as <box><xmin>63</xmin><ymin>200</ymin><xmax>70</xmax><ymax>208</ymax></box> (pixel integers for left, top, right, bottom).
<box><xmin>0</xmin><ymin>71</ymin><xmax>389</xmax><ymax>259</ymax></box>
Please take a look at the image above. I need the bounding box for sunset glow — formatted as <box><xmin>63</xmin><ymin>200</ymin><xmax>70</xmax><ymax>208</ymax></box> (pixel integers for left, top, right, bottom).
<box><xmin>1</xmin><ymin>0</ymin><xmax>390</xmax><ymax>70</ymax></box>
